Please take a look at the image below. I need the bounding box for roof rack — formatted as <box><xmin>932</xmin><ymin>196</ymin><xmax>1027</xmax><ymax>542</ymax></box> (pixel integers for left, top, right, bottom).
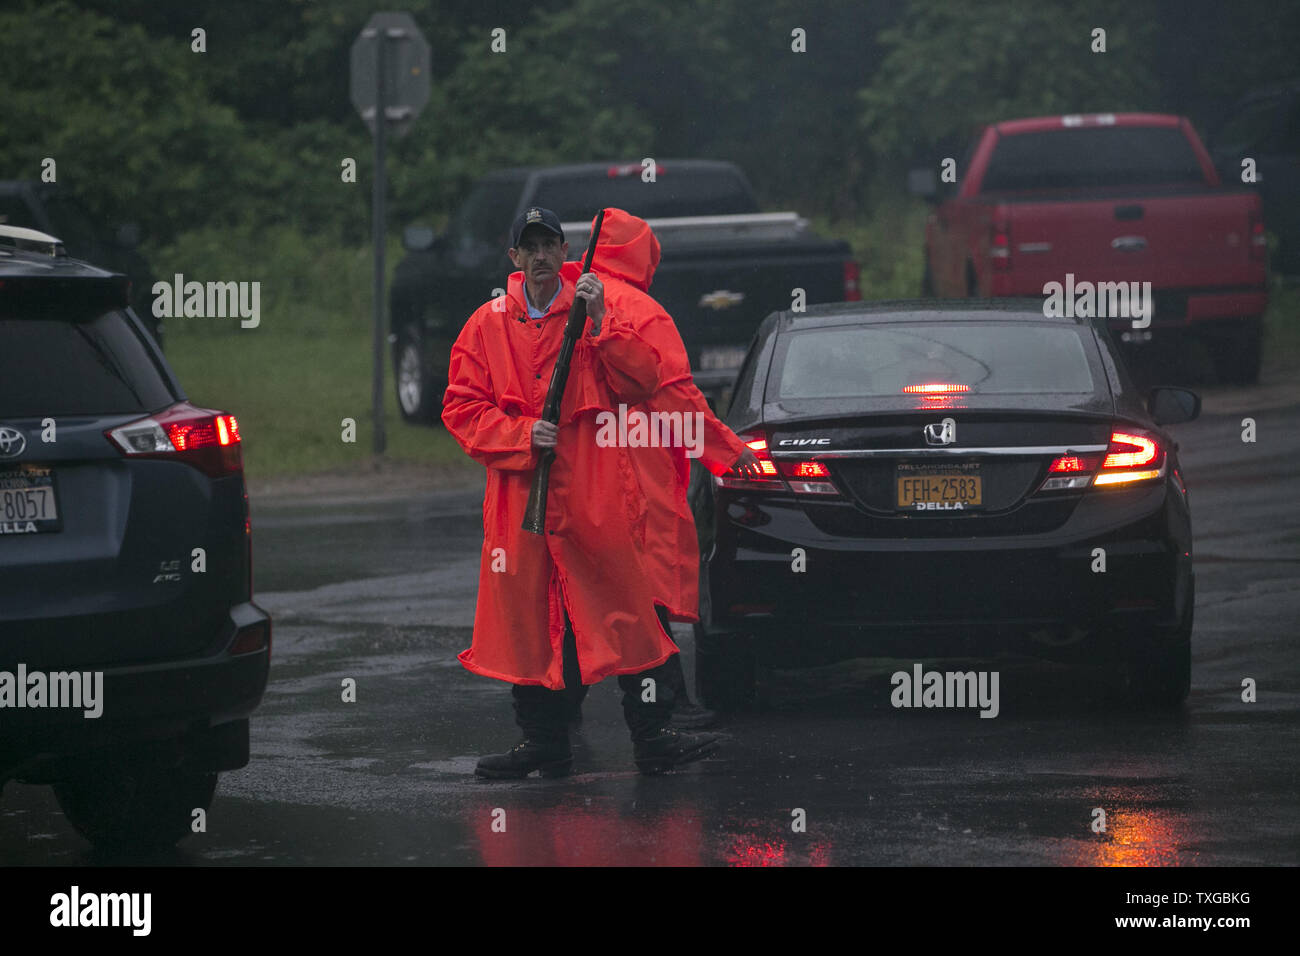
<box><xmin>0</xmin><ymin>224</ymin><xmax>67</xmax><ymax>258</ymax></box>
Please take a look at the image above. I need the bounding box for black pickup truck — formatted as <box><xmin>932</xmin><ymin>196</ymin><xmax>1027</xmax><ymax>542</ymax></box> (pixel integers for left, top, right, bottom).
<box><xmin>389</xmin><ymin>160</ymin><xmax>859</xmax><ymax>421</ymax></box>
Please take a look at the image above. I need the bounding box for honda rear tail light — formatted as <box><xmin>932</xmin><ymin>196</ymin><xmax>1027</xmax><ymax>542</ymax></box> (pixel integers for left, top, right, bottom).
<box><xmin>1039</xmin><ymin>430</ymin><xmax>1164</xmax><ymax>492</ymax></box>
<box><xmin>106</xmin><ymin>402</ymin><xmax>243</xmax><ymax>477</ymax></box>
<box><xmin>718</xmin><ymin>432</ymin><xmax>840</xmax><ymax>496</ymax></box>
<box><xmin>718</xmin><ymin>433</ymin><xmax>781</xmax><ymax>490</ymax></box>
<box><xmin>843</xmin><ymin>260</ymin><xmax>862</xmax><ymax>302</ymax></box>
<box><xmin>1092</xmin><ymin>431</ymin><xmax>1164</xmax><ymax>486</ymax></box>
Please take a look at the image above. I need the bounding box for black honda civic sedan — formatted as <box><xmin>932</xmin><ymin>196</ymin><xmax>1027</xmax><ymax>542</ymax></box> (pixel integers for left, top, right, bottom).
<box><xmin>690</xmin><ymin>300</ymin><xmax>1198</xmax><ymax>710</ymax></box>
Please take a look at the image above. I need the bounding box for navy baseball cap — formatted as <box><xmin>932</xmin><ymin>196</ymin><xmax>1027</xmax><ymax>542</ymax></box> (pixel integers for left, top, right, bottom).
<box><xmin>510</xmin><ymin>207</ymin><xmax>565</xmax><ymax>248</ymax></box>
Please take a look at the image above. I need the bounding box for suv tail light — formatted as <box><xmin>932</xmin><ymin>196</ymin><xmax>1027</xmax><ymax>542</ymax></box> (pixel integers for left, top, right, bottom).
<box><xmin>718</xmin><ymin>431</ymin><xmax>841</xmax><ymax>496</ymax></box>
<box><xmin>106</xmin><ymin>401</ymin><xmax>243</xmax><ymax>477</ymax></box>
<box><xmin>1039</xmin><ymin>430</ymin><xmax>1165</xmax><ymax>492</ymax></box>
<box><xmin>843</xmin><ymin>260</ymin><xmax>862</xmax><ymax>301</ymax></box>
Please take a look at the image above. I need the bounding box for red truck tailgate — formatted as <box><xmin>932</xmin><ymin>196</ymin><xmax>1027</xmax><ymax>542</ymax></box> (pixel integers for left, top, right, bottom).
<box><xmin>994</xmin><ymin>190</ymin><xmax>1264</xmax><ymax>295</ymax></box>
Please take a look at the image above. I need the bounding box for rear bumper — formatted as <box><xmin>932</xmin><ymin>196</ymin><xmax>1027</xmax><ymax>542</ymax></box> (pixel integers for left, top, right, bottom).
<box><xmin>705</xmin><ymin>482</ymin><xmax>1191</xmax><ymax>644</ymax></box>
<box><xmin>0</xmin><ymin>602</ymin><xmax>270</xmax><ymax>779</ymax></box>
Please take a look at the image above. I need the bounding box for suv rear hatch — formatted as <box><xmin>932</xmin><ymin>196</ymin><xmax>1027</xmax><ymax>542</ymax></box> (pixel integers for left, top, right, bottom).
<box><xmin>0</xmin><ymin>277</ymin><xmax>249</xmax><ymax>670</ymax></box>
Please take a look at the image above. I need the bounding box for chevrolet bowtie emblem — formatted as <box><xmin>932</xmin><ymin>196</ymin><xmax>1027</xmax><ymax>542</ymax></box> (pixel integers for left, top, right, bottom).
<box><xmin>698</xmin><ymin>289</ymin><xmax>745</xmax><ymax>310</ymax></box>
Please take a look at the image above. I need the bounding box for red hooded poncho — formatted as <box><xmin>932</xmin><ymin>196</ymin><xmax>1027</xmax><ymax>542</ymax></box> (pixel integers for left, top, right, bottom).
<box><xmin>442</xmin><ymin>254</ymin><xmax>679</xmax><ymax>688</ymax></box>
<box><xmin>587</xmin><ymin>209</ymin><xmax>749</xmax><ymax>622</ymax></box>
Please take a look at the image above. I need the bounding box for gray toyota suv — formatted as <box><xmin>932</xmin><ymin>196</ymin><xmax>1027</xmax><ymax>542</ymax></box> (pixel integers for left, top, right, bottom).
<box><xmin>0</xmin><ymin>226</ymin><xmax>270</xmax><ymax>849</ymax></box>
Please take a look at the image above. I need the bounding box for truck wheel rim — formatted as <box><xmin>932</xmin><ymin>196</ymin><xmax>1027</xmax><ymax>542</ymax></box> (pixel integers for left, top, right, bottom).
<box><xmin>398</xmin><ymin>345</ymin><xmax>422</xmax><ymax>413</ymax></box>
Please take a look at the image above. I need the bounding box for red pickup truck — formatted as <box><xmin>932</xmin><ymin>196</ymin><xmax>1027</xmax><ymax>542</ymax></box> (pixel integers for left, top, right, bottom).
<box><xmin>912</xmin><ymin>113</ymin><xmax>1269</xmax><ymax>383</ymax></box>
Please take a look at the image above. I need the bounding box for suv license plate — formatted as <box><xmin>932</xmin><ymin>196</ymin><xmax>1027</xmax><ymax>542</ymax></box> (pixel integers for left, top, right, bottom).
<box><xmin>0</xmin><ymin>466</ymin><xmax>61</xmax><ymax>534</ymax></box>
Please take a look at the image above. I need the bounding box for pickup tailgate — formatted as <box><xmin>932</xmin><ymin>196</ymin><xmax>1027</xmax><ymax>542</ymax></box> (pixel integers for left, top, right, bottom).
<box><xmin>999</xmin><ymin>188</ymin><xmax>1263</xmax><ymax>297</ymax></box>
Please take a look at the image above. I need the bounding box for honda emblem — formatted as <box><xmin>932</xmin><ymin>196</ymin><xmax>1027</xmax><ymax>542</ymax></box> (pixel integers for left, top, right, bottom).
<box><xmin>924</xmin><ymin>418</ymin><xmax>956</xmax><ymax>445</ymax></box>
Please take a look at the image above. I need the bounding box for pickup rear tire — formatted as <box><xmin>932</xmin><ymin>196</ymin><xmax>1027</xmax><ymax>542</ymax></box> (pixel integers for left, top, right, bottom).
<box><xmin>1210</xmin><ymin>315</ymin><xmax>1262</xmax><ymax>386</ymax></box>
<box><xmin>53</xmin><ymin>768</ymin><xmax>218</xmax><ymax>850</ymax></box>
<box><xmin>394</xmin><ymin>325</ymin><xmax>443</xmax><ymax>423</ymax></box>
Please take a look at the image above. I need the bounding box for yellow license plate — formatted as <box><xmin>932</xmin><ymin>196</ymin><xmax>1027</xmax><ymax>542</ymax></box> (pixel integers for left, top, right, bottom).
<box><xmin>896</xmin><ymin>474</ymin><xmax>982</xmax><ymax>510</ymax></box>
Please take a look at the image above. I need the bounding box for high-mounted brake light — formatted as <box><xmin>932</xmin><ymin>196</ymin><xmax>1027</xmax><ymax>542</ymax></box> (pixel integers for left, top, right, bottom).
<box><xmin>903</xmin><ymin>383</ymin><xmax>970</xmax><ymax>394</ymax></box>
<box><xmin>106</xmin><ymin>402</ymin><xmax>243</xmax><ymax>477</ymax></box>
<box><xmin>608</xmin><ymin>162</ymin><xmax>664</xmax><ymax>178</ymax></box>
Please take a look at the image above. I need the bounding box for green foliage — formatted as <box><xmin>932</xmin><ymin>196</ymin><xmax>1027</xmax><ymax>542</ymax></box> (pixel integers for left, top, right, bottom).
<box><xmin>860</xmin><ymin>0</ymin><xmax>1161</xmax><ymax>162</ymax></box>
<box><xmin>153</xmin><ymin>221</ymin><xmax>399</xmax><ymax>338</ymax></box>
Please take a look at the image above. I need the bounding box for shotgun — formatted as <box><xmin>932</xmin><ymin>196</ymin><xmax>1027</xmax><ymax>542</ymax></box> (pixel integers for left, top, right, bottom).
<box><xmin>522</xmin><ymin>208</ymin><xmax>606</xmax><ymax>534</ymax></box>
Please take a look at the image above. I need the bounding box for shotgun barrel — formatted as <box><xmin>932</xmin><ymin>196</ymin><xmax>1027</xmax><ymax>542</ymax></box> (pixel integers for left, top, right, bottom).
<box><xmin>521</xmin><ymin>209</ymin><xmax>606</xmax><ymax>534</ymax></box>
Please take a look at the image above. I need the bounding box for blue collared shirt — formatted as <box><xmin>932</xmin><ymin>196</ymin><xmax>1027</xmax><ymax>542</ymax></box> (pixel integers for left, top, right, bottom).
<box><xmin>525</xmin><ymin>279</ymin><xmax>562</xmax><ymax>319</ymax></box>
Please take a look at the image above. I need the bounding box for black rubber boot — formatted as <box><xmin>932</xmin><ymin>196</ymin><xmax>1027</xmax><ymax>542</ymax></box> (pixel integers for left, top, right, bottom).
<box><xmin>477</xmin><ymin>680</ymin><xmax>572</xmax><ymax>779</ymax></box>
<box><xmin>475</xmin><ymin>737</ymin><xmax>573</xmax><ymax>779</ymax></box>
<box><xmin>619</xmin><ymin>653</ymin><xmax>723</xmax><ymax>773</ymax></box>
<box><xmin>632</xmin><ymin>727</ymin><xmax>723</xmax><ymax>775</ymax></box>
<box><xmin>663</xmin><ymin>652</ymin><xmax>719</xmax><ymax>729</ymax></box>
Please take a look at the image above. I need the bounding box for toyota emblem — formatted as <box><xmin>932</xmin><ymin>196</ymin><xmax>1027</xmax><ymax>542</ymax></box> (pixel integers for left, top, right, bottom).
<box><xmin>0</xmin><ymin>426</ymin><xmax>27</xmax><ymax>458</ymax></box>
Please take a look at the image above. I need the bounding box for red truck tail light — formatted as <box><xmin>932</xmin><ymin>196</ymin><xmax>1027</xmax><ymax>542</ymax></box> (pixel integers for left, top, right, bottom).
<box><xmin>106</xmin><ymin>402</ymin><xmax>243</xmax><ymax>477</ymax></box>
<box><xmin>1039</xmin><ymin>431</ymin><xmax>1164</xmax><ymax>492</ymax></box>
<box><xmin>1248</xmin><ymin>208</ymin><xmax>1267</xmax><ymax>262</ymax></box>
<box><xmin>990</xmin><ymin>211</ymin><xmax>1011</xmax><ymax>273</ymax></box>
<box><xmin>843</xmin><ymin>260</ymin><xmax>862</xmax><ymax>301</ymax></box>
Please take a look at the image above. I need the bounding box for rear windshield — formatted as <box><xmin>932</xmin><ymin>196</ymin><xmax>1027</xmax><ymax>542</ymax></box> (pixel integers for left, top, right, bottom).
<box><xmin>772</xmin><ymin>322</ymin><xmax>1097</xmax><ymax>400</ymax></box>
<box><xmin>530</xmin><ymin>168</ymin><xmax>757</xmax><ymax>222</ymax></box>
<box><xmin>981</xmin><ymin>126</ymin><xmax>1206</xmax><ymax>191</ymax></box>
<box><xmin>0</xmin><ymin>309</ymin><xmax>173</xmax><ymax>416</ymax></box>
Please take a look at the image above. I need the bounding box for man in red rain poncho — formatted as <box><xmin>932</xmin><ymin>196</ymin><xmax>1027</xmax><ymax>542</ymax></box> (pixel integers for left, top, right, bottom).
<box><xmin>561</xmin><ymin>209</ymin><xmax>761</xmax><ymax>728</ymax></box>
<box><xmin>442</xmin><ymin>206</ymin><xmax>724</xmax><ymax>778</ymax></box>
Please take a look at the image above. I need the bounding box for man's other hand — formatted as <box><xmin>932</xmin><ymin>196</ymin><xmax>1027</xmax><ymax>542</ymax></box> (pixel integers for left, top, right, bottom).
<box><xmin>576</xmin><ymin>271</ymin><xmax>605</xmax><ymax>332</ymax></box>
<box><xmin>733</xmin><ymin>449</ymin><xmax>764</xmax><ymax>477</ymax></box>
<box><xmin>531</xmin><ymin>419</ymin><xmax>559</xmax><ymax>450</ymax></box>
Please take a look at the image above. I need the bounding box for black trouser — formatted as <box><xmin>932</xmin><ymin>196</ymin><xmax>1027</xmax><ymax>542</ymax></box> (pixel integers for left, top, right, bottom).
<box><xmin>513</xmin><ymin>610</ymin><xmax>677</xmax><ymax>741</ymax></box>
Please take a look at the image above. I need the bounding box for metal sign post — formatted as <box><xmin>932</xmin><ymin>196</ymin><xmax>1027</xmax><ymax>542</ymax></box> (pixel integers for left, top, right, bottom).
<box><xmin>350</xmin><ymin>12</ymin><xmax>431</xmax><ymax>457</ymax></box>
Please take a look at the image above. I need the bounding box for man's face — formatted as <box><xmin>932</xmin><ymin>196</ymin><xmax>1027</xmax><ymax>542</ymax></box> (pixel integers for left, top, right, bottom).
<box><xmin>509</xmin><ymin>227</ymin><xmax>568</xmax><ymax>285</ymax></box>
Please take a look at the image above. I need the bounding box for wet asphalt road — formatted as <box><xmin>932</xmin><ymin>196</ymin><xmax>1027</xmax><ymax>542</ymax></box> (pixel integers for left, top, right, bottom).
<box><xmin>4</xmin><ymin>392</ymin><xmax>1299</xmax><ymax>866</ymax></box>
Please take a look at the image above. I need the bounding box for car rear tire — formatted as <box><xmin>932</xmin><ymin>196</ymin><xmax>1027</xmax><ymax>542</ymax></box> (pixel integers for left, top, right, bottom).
<box><xmin>1211</xmin><ymin>315</ymin><xmax>1263</xmax><ymax>386</ymax></box>
<box><xmin>1124</xmin><ymin>582</ymin><xmax>1193</xmax><ymax>709</ymax></box>
<box><xmin>53</xmin><ymin>768</ymin><xmax>218</xmax><ymax>850</ymax></box>
<box><xmin>394</xmin><ymin>325</ymin><xmax>443</xmax><ymax>423</ymax></box>
<box><xmin>695</xmin><ymin>626</ymin><xmax>756</xmax><ymax>711</ymax></box>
